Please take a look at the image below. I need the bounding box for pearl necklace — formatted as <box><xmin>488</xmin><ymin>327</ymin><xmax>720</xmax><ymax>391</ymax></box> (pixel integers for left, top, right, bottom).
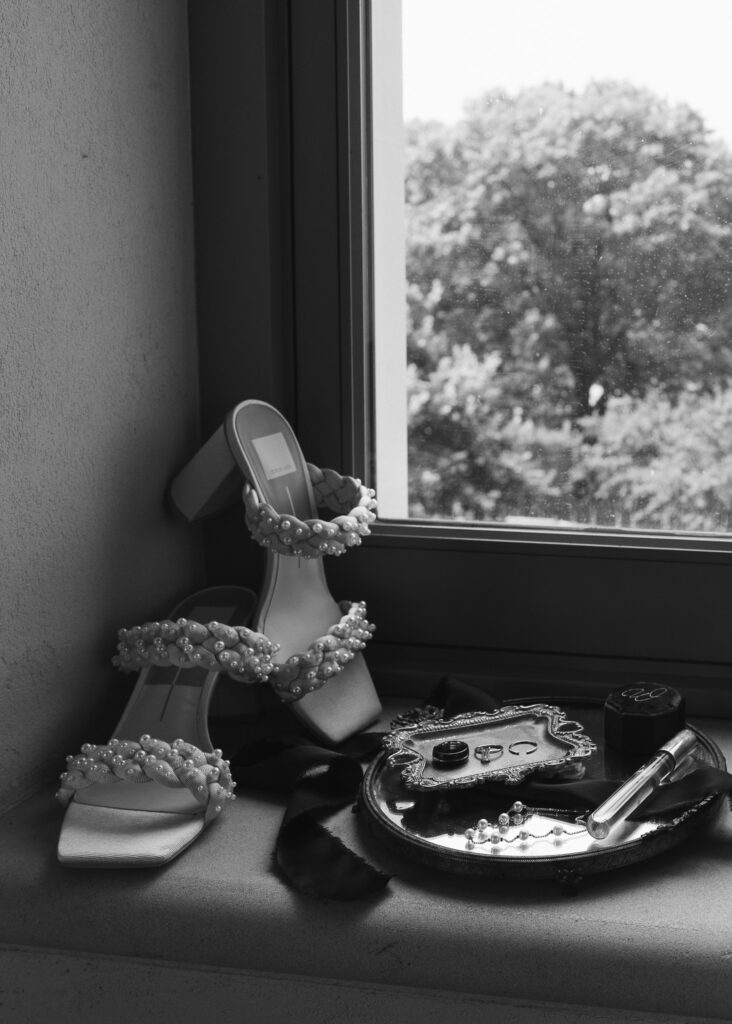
<box><xmin>465</xmin><ymin>801</ymin><xmax>588</xmax><ymax>850</ymax></box>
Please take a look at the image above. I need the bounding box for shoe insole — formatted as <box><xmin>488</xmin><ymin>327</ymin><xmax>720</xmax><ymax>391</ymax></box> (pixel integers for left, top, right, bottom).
<box><xmin>228</xmin><ymin>399</ymin><xmax>314</xmax><ymax>521</ymax></box>
<box><xmin>227</xmin><ymin>400</ymin><xmax>343</xmax><ymax>653</ymax></box>
<box><xmin>58</xmin><ymin>802</ymin><xmax>206</xmax><ymax>867</ymax></box>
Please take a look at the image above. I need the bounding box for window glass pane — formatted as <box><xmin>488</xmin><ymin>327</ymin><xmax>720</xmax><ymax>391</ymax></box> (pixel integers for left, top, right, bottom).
<box><xmin>373</xmin><ymin>0</ymin><xmax>732</xmax><ymax>533</ymax></box>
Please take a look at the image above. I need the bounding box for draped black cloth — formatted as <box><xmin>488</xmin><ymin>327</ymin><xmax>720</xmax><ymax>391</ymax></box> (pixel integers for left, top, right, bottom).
<box><xmin>231</xmin><ymin>731</ymin><xmax>389</xmax><ymax>900</ymax></box>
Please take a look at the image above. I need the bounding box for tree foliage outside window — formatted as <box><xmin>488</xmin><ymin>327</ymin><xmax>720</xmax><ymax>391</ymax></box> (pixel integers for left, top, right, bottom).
<box><xmin>406</xmin><ymin>81</ymin><xmax>732</xmax><ymax>531</ymax></box>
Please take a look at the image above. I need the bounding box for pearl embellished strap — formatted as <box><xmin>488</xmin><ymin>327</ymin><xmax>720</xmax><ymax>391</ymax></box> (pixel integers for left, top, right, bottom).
<box><xmin>268</xmin><ymin>600</ymin><xmax>375</xmax><ymax>703</ymax></box>
<box><xmin>110</xmin><ymin>605</ymin><xmax>375</xmax><ymax>703</ymax></box>
<box><xmin>112</xmin><ymin>617</ymin><xmax>279</xmax><ymax>682</ymax></box>
<box><xmin>56</xmin><ymin>736</ymin><xmax>235</xmax><ymax>823</ymax></box>
<box><xmin>244</xmin><ymin>463</ymin><xmax>377</xmax><ymax>558</ymax></box>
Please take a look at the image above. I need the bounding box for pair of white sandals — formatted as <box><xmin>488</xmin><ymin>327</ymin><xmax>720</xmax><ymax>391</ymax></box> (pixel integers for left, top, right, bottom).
<box><xmin>56</xmin><ymin>400</ymin><xmax>382</xmax><ymax>867</ymax></box>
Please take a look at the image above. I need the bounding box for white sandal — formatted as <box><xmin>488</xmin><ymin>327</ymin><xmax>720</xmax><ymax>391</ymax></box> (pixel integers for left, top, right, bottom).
<box><xmin>57</xmin><ymin>586</ymin><xmax>262</xmax><ymax>867</ymax></box>
<box><xmin>169</xmin><ymin>400</ymin><xmax>382</xmax><ymax>744</ymax></box>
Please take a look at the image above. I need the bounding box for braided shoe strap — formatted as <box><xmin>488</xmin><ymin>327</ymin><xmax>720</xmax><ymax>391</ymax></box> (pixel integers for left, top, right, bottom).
<box><xmin>112</xmin><ymin>618</ymin><xmax>279</xmax><ymax>683</ymax></box>
<box><xmin>56</xmin><ymin>736</ymin><xmax>235</xmax><ymax>824</ymax></box>
<box><xmin>269</xmin><ymin>600</ymin><xmax>375</xmax><ymax>702</ymax></box>
<box><xmin>243</xmin><ymin>463</ymin><xmax>377</xmax><ymax>558</ymax></box>
<box><xmin>109</xmin><ymin>605</ymin><xmax>374</xmax><ymax>704</ymax></box>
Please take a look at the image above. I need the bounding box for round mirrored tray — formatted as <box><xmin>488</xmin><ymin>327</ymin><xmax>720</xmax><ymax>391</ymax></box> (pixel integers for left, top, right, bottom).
<box><xmin>359</xmin><ymin>698</ymin><xmax>727</xmax><ymax>888</ymax></box>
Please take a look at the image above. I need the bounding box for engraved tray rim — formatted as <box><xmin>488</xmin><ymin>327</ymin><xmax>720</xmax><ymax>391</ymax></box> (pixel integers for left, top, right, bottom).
<box><xmin>382</xmin><ymin>703</ymin><xmax>597</xmax><ymax>791</ymax></box>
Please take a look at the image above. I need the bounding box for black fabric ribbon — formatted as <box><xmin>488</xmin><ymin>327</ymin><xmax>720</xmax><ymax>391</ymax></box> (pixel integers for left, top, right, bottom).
<box><xmin>229</xmin><ymin>678</ymin><xmax>732</xmax><ymax>900</ymax></box>
<box><xmin>231</xmin><ymin>732</ymin><xmax>390</xmax><ymax>901</ymax></box>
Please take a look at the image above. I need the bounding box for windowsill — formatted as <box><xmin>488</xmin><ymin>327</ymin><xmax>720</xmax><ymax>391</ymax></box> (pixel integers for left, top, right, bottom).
<box><xmin>2</xmin><ymin>701</ymin><xmax>732</xmax><ymax>1020</ymax></box>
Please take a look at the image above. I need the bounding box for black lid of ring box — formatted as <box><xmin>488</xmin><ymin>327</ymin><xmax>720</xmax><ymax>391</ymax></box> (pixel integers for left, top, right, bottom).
<box><xmin>604</xmin><ymin>684</ymin><xmax>686</xmax><ymax>755</ymax></box>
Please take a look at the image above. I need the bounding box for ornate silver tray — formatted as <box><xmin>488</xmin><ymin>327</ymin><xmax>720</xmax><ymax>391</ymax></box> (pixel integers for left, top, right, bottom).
<box><xmin>360</xmin><ymin>699</ymin><xmax>727</xmax><ymax>889</ymax></box>
<box><xmin>383</xmin><ymin>704</ymin><xmax>596</xmax><ymax>790</ymax></box>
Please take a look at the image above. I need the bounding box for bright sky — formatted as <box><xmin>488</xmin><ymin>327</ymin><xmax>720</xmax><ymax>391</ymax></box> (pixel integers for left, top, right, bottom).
<box><xmin>402</xmin><ymin>0</ymin><xmax>732</xmax><ymax>146</ymax></box>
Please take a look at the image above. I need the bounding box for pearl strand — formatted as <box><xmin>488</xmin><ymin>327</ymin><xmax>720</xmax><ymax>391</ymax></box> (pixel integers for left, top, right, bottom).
<box><xmin>464</xmin><ymin>801</ymin><xmax>588</xmax><ymax>850</ymax></box>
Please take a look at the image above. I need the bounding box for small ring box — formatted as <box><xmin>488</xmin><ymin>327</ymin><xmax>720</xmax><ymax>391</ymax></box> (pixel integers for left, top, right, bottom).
<box><xmin>432</xmin><ymin>739</ymin><xmax>469</xmax><ymax>769</ymax></box>
<box><xmin>604</xmin><ymin>684</ymin><xmax>686</xmax><ymax>756</ymax></box>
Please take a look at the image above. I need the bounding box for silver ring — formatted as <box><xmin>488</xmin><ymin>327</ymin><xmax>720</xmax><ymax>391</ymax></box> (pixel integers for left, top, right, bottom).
<box><xmin>474</xmin><ymin>743</ymin><xmax>504</xmax><ymax>764</ymax></box>
<box><xmin>508</xmin><ymin>740</ymin><xmax>538</xmax><ymax>756</ymax></box>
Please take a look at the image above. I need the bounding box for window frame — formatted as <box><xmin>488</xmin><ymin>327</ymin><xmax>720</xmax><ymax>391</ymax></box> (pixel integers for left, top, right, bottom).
<box><xmin>190</xmin><ymin>0</ymin><xmax>732</xmax><ymax>715</ymax></box>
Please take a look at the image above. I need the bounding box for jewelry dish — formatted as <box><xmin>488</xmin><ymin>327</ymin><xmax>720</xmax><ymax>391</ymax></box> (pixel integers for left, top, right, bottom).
<box><xmin>361</xmin><ymin>699</ymin><xmax>727</xmax><ymax>888</ymax></box>
<box><xmin>383</xmin><ymin>704</ymin><xmax>596</xmax><ymax>790</ymax></box>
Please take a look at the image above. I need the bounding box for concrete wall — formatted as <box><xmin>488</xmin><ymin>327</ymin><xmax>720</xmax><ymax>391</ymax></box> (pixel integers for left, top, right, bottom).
<box><xmin>0</xmin><ymin>1</ymin><xmax>202</xmax><ymax>811</ymax></box>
